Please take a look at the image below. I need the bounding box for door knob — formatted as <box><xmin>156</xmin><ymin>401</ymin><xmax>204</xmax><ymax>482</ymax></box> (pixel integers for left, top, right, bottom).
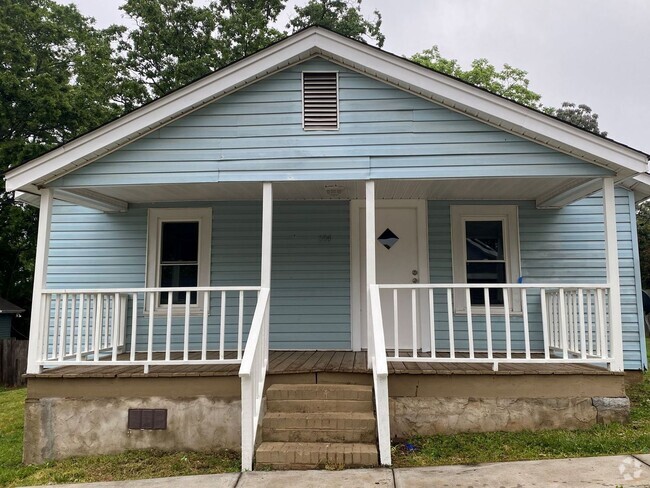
<box><xmin>412</xmin><ymin>278</ymin><xmax>419</xmax><ymax>283</ymax></box>
<box><xmin>412</xmin><ymin>270</ymin><xmax>418</xmax><ymax>276</ymax></box>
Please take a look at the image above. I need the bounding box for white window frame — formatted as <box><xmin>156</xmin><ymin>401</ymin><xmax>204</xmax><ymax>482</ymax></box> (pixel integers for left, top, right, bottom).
<box><xmin>146</xmin><ymin>208</ymin><xmax>212</xmax><ymax>313</ymax></box>
<box><xmin>450</xmin><ymin>205</ymin><xmax>521</xmax><ymax>314</ymax></box>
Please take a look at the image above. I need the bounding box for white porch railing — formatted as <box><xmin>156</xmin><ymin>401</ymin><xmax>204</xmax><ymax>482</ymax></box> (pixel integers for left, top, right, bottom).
<box><xmin>239</xmin><ymin>287</ymin><xmax>271</xmax><ymax>471</ymax></box>
<box><xmin>367</xmin><ymin>286</ymin><xmax>391</xmax><ymax>466</ymax></box>
<box><xmin>37</xmin><ymin>286</ymin><xmax>262</xmax><ymax>372</ymax></box>
<box><xmin>372</xmin><ymin>283</ymin><xmax>618</xmax><ymax>371</ymax></box>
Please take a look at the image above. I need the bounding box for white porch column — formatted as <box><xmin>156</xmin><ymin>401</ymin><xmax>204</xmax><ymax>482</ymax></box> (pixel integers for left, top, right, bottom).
<box><xmin>603</xmin><ymin>177</ymin><xmax>624</xmax><ymax>371</ymax></box>
<box><xmin>261</xmin><ymin>183</ymin><xmax>273</xmax><ymax>289</ymax></box>
<box><xmin>365</xmin><ymin>181</ymin><xmax>376</xmax><ymax>368</ymax></box>
<box><xmin>26</xmin><ymin>189</ymin><xmax>54</xmax><ymax>374</ymax></box>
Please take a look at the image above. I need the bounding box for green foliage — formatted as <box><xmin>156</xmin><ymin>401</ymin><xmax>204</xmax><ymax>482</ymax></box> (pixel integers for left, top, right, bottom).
<box><xmin>214</xmin><ymin>0</ymin><xmax>287</xmax><ymax>66</ymax></box>
<box><xmin>117</xmin><ymin>0</ymin><xmax>224</xmax><ymax>101</ymax></box>
<box><xmin>288</xmin><ymin>0</ymin><xmax>385</xmax><ymax>48</ymax></box>
<box><xmin>545</xmin><ymin>102</ymin><xmax>608</xmax><ymax>137</ymax></box>
<box><xmin>0</xmin><ymin>0</ymin><xmax>124</xmax><ymax>334</ymax></box>
<box><xmin>637</xmin><ymin>204</ymin><xmax>650</xmax><ymax>290</ymax></box>
<box><xmin>411</xmin><ymin>46</ymin><xmax>542</xmax><ymax>109</ymax></box>
<box><xmin>410</xmin><ymin>46</ymin><xmax>609</xmax><ymax>138</ymax></box>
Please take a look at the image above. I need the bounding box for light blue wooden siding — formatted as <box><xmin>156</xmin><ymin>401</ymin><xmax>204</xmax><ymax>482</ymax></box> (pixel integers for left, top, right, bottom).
<box><xmin>271</xmin><ymin>202</ymin><xmax>350</xmax><ymax>349</ymax></box>
<box><xmin>50</xmin><ymin>58</ymin><xmax>612</xmax><ymax>188</ymax></box>
<box><xmin>428</xmin><ymin>187</ymin><xmax>646</xmax><ymax>370</ymax></box>
<box><xmin>46</xmin><ymin>200</ymin><xmax>350</xmax><ymax>350</ymax></box>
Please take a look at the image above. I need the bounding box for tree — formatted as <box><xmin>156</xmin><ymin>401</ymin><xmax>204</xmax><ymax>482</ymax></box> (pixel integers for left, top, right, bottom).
<box><xmin>637</xmin><ymin>204</ymin><xmax>650</xmax><ymax>290</ymax></box>
<box><xmin>288</xmin><ymin>0</ymin><xmax>385</xmax><ymax>48</ymax></box>
<box><xmin>411</xmin><ymin>46</ymin><xmax>542</xmax><ymax>109</ymax></box>
<box><xmin>545</xmin><ymin>102</ymin><xmax>607</xmax><ymax>137</ymax></box>
<box><xmin>0</xmin><ymin>0</ymin><xmax>123</xmax><ymax>334</ymax></box>
<box><xmin>410</xmin><ymin>46</ymin><xmax>609</xmax><ymax>138</ymax></box>
<box><xmin>214</xmin><ymin>0</ymin><xmax>287</xmax><ymax>66</ymax></box>
<box><xmin>117</xmin><ymin>0</ymin><xmax>224</xmax><ymax>101</ymax></box>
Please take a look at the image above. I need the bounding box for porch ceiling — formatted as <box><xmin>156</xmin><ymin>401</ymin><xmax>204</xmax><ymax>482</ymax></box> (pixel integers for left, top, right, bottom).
<box><xmin>64</xmin><ymin>177</ymin><xmax>594</xmax><ymax>205</ymax></box>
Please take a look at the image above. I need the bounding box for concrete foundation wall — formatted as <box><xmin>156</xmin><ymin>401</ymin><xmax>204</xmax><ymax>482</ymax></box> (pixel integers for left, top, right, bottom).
<box><xmin>24</xmin><ymin>396</ymin><xmax>241</xmax><ymax>465</ymax></box>
<box><xmin>389</xmin><ymin>397</ymin><xmax>625</xmax><ymax>438</ymax></box>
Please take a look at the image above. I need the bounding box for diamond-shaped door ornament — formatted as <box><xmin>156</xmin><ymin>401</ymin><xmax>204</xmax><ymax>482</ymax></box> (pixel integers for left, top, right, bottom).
<box><xmin>378</xmin><ymin>228</ymin><xmax>399</xmax><ymax>249</ymax></box>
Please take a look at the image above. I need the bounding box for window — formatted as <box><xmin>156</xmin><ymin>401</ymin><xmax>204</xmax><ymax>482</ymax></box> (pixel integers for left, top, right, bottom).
<box><xmin>450</xmin><ymin>205</ymin><xmax>521</xmax><ymax>313</ymax></box>
<box><xmin>302</xmin><ymin>72</ymin><xmax>339</xmax><ymax>130</ymax></box>
<box><xmin>146</xmin><ymin>208</ymin><xmax>212</xmax><ymax>311</ymax></box>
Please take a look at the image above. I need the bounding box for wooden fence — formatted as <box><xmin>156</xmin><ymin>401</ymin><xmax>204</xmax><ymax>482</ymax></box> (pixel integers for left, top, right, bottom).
<box><xmin>0</xmin><ymin>339</ymin><xmax>28</xmax><ymax>387</ymax></box>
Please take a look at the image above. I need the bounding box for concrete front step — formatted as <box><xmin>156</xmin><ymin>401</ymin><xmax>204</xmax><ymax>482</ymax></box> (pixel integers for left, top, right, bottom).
<box><xmin>255</xmin><ymin>442</ymin><xmax>379</xmax><ymax>469</ymax></box>
<box><xmin>266</xmin><ymin>398</ymin><xmax>374</xmax><ymax>413</ymax></box>
<box><xmin>263</xmin><ymin>411</ymin><xmax>376</xmax><ymax>443</ymax></box>
<box><xmin>263</xmin><ymin>411</ymin><xmax>376</xmax><ymax>431</ymax></box>
<box><xmin>266</xmin><ymin>384</ymin><xmax>373</xmax><ymax>402</ymax></box>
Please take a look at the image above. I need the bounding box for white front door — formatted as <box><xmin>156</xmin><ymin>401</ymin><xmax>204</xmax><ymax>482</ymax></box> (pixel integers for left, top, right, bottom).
<box><xmin>354</xmin><ymin>201</ymin><xmax>428</xmax><ymax>351</ymax></box>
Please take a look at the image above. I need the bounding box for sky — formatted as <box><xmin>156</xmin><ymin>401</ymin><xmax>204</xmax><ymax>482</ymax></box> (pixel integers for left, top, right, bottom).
<box><xmin>60</xmin><ymin>0</ymin><xmax>650</xmax><ymax>154</ymax></box>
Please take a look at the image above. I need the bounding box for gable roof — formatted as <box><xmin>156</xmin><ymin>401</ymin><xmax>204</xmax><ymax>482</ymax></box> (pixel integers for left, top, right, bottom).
<box><xmin>0</xmin><ymin>297</ymin><xmax>24</xmax><ymax>314</ymax></box>
<box><xmin>4</xmin><ymin>27</ymin><xmax>649</xmax><ymax>196</ymax></box>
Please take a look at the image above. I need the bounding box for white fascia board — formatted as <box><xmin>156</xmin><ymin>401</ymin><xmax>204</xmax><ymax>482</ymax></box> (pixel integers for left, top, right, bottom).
<box><xmin>4</xmin><ymin>29</ymin><xmax>323</xmax><ymax>192</ymax></box>
<box><xmin>4</xmin><ymin>27</ymin><xmax>648</xmax><ymax>192</ymax></box>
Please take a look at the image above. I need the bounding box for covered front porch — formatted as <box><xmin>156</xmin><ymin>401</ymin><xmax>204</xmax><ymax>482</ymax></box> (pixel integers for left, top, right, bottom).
<box><xmin>25</xmin><ymin>176</ymin><xmax>628</xmax><ymax>468</ymax></box>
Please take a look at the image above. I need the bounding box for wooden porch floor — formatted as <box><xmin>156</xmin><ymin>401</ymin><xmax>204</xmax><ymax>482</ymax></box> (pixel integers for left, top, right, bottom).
<box><xmin>30</xmin><ymin>350</ymin><xmax>616</xmax><ymax>378</ymax></box>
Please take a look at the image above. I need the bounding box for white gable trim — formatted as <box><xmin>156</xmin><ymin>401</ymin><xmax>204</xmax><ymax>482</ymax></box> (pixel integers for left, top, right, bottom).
<box><xmin>4</xmin><ymin>27</ymin><xmax>648</xmax><ymax>193</ymax></box>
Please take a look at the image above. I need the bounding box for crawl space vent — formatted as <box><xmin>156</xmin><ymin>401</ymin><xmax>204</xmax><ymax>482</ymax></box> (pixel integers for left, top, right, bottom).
<box><xmin>303</xmin><ymin>72</ymin><xmax>338</xmax><ymax>130</ymax></box>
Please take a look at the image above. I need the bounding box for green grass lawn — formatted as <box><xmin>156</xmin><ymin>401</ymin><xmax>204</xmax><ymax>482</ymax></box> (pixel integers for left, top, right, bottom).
<box><xmin>1</xmin><ymin>343</ymin><xmax>650</xmax><ymax>485</ymax></box>
<box><xmin>391</xmin><ymin>339</ymin><xmax>650</xmax><ymax>467</ymax></box>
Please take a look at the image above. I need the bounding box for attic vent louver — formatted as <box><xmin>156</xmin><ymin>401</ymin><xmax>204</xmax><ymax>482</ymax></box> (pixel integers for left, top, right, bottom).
<box><xmin>303</xmin><ymin>72</ymin><xmax>338</xmax><ymax>130</ymax></box>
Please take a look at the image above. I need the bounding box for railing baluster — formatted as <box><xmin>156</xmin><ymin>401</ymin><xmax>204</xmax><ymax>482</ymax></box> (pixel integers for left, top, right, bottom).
<box><xmin>521</xmin><ymin>288</ymin><xmax>530</xmax><ymax>360</ymax></box>
<box><xmin>578</xmin><ymin>288</ymin><xmax>586</xmax><ymax>359</ymax></box>
<box><xmin>58</xmin><ymin>293</ymin><xmax>67</xmax><ymax>361</ymax></box>
<box><xmin>147</xmin><ymin>292</ymin><xmax>154</xmax><ymax>364</ymax></box>
<box><xmin>465</xmin><ymin>289</ymin><xmax>474</xmax><ymax>359</ymax></box>
<box><xmin>69</xmin><ymin>294</ymin><xmax>76</xmax><ymax>356</ymax></box>
<box><xmin>587</xmin><ymin>290</ymin><xmax>594</xmax><ymax>356</ymax></box>
<box><xmin>428</xmin><ymin>289</ymin><xmax>435</xmax><ymax>358</ymax></box>
<box><xmin>52</xmin><ymin>294</ymin><xmax>61</xmax><ymax>361</ymax></box>
<box><xmin>112</xmin><ymin>293</ymin><xmax>120</xmax><ymax>361</ymax></box>
<box><xmin>76</xmin><ymin>294</ymin><xmax>84</xmax><ymax>361</ymax></box>
<box><xmin>130</xmin><ymin>293</ymin><xmax>138</xmax><ymax>362</ymax></box>
<box><xmin>393</xmin><ymin>289</ymin><xmax>399</xmax><ymax>358</ymax></box>
<box><xmin>597</xmin><ymin>288</ymin><xmax>607</xmax><ymax>359</ymax></box>
<box><xmin>220</xmin><ymin>290</ymin><xmax>226</xmax><ymax>360</ymax></box>
<box><xmin>503</xmin><ymin>288</ymin><xmax>511</xmax><ymax>359</ymax></box>
<box><xmin>103</xmin><ymin>294</ymin><xmax>109</xmax><ymax>349</ymax></box>
<box><xmin>571</xmin><ymin>290</ymin><xmax>579</xmax><ymax>352</ymax></box>
<box><xmin>237</xmin><ymin>290</ymin><xmax>244</xmax><ymax>360</ymax></box>
<box><xmin>447</xmin><ymin>288</ymin><xmax>455</xmax><ymax>359</ymax></box>
<box><xmin>540</xmin><ymin>289</ymin><xmax>550</xmax><ymax>359</ymax></box>
<box><xmin>94</xmin><ymin>293</ymin><xmax>103</xmax><ymax>362</ymax></box>
<box><xmin>202</xmin><ymin>291</ymin><xmax>209</xmax><ymax>361</ymax></box>
<box><xmin>84</xmin><ymin>294</ymin><xmax>91</xmax><ymax>354</ymax></box>
<box><xmin>559</xmin><ymin>289</ymin><xmax>569</xmax><ymax>359</ymax></box>
<box><xmin>165</xmin><ymin>292</ymin><xmax>172</xmax><ymax>361</ymax></box>
<box><xmin>484</xmin><ymin>288</ymin><xmax>493</xmax><ymax>360</ymax></box>
<box><xmin>411</xmin><ymin>289</ymin><xmax>418</xmax><ymax>358</ymax></box>
<box><xmin>184</xmin><ymin>291</ymin><xmax>190</xmax><ymax>361</ymax></box>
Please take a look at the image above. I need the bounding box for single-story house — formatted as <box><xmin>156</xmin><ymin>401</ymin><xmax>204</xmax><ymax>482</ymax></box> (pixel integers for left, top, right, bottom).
<box><xmin>5</xmin><ymin>27</ymin><xmax>650</xmax><ymax>470</ymax></box>
<box><xmin>0</xmin><ymin>297</ymin><xmax>23</xmax><ymax>339</ymax></box>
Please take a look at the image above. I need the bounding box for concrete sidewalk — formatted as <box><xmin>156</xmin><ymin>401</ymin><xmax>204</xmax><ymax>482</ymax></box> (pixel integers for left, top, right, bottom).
<box><xmin>26</xmin><ymin>454</ymin><xmax>650</xmax><ymax>488</ymax></box>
